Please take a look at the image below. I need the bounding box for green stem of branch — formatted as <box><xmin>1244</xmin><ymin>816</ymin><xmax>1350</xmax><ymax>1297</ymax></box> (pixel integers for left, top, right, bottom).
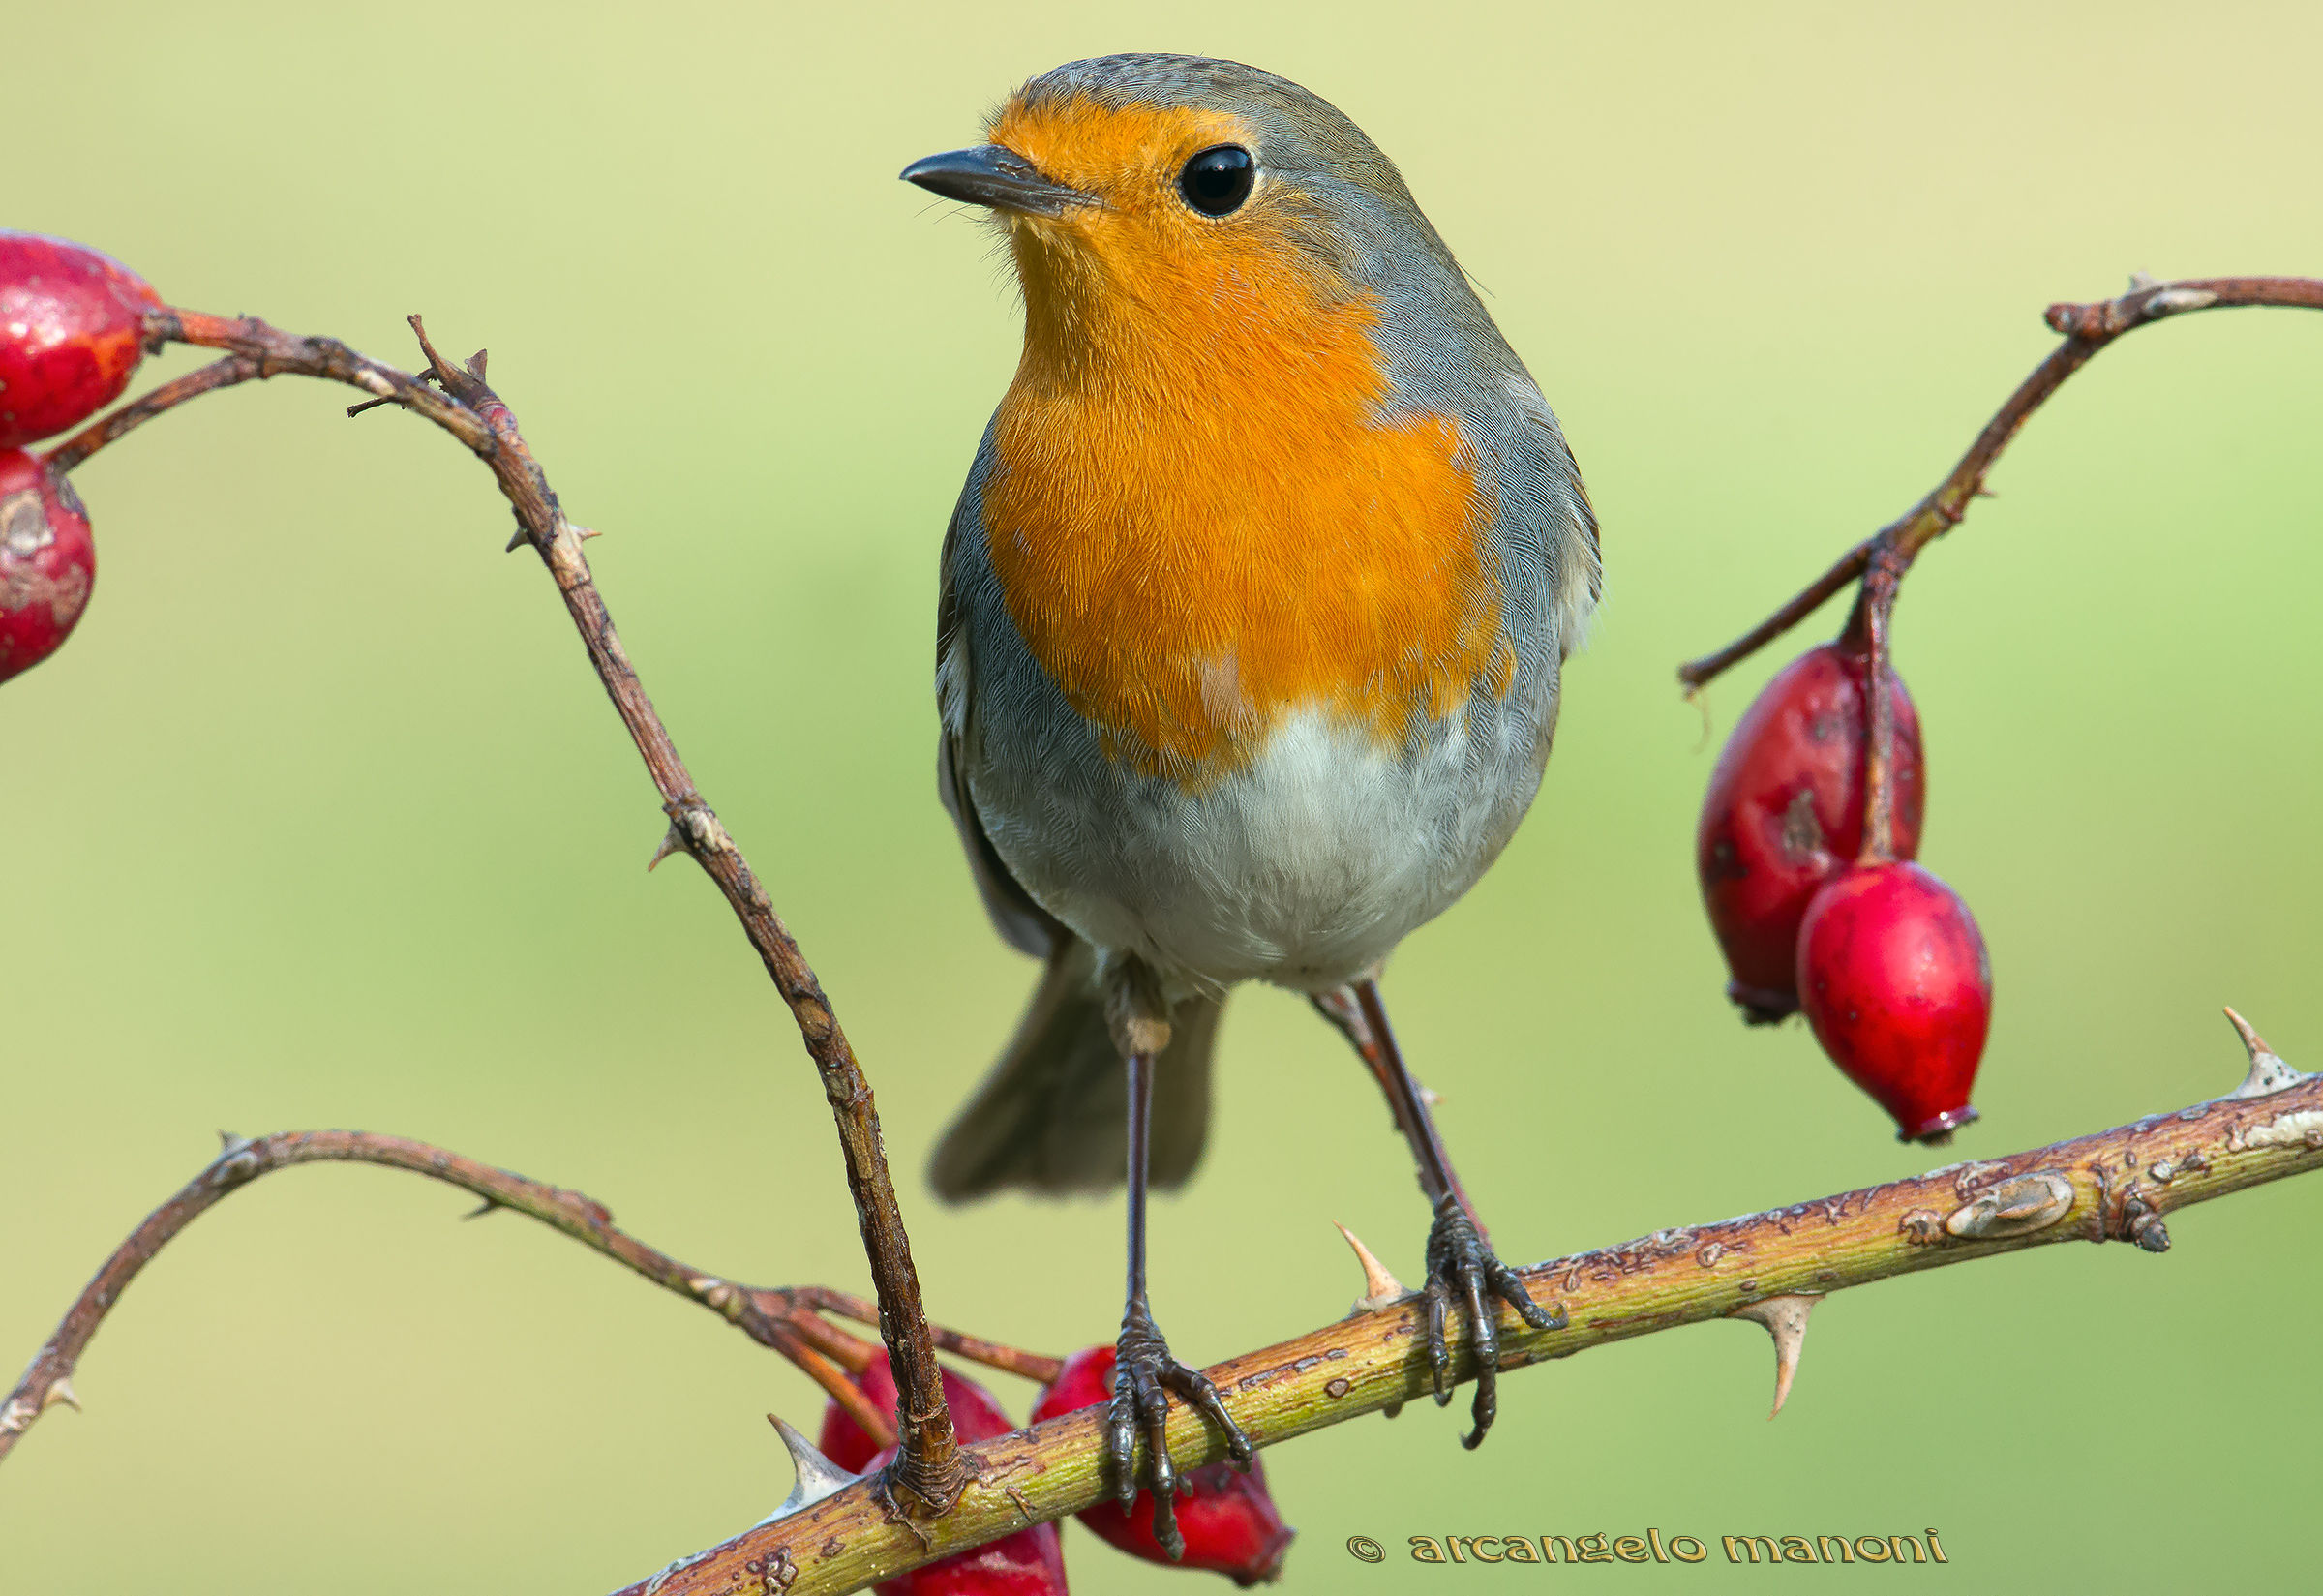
<box><xmin>619</xmin><ymin>1039</ymin><xmax>2323</xmax><ymax>1596</ymax></box>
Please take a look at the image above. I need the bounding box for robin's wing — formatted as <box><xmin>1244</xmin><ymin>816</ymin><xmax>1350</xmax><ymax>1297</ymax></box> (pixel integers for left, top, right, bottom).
<box><xmin>1516</xmin><ymin>377</ymin><xmax>1602</xmax><ymax>661</ymax></box>
<box><xmin>1557</xmin><ymin>460</ymin><xmax>1601</xmax><ymax>656</ymax></box>
<box><xmin>936</xmin><ymin>493</ymin><xmax>1064</xmax><ymax>959</ymax></box>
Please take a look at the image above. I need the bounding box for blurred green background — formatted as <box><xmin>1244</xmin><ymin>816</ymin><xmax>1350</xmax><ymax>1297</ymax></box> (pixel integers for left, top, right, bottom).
<box><xmin>7</xmin><ymin>1</ymin><xmax>2320</xmax><ymax>1589</ymax></box>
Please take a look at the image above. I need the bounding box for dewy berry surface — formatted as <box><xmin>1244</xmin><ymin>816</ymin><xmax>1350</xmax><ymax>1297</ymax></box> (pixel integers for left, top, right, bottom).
<box><xmin>0</xmin><ymin>448</ymin><xmax>97</xmax><ymax>682</ymax></box>
<box><xmin>1697</xmin><ymin>641</ymin><xmax>1925</xmax><ymax>1021</ymax></box>
<box><xmin>1796</xmin><ymin>860</ymin><xmax>1990</xmax><ymax>1142</ymax></box>
<box><xmin>0</xmin><ymin>232</ymin><xmax>163</xmax><ymax>448</ymax></box>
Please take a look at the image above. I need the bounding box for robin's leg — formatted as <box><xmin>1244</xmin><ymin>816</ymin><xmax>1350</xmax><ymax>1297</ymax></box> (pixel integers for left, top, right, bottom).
<box><xmin>1312</xmin><ymin>978</ymin><xmax>1566</xmax><ymax>1448</ymax></box>
<box><xmin>1106</xmin><ymin>966</ymin><xmax>1253</xmax><ymax>1558</ymax></box>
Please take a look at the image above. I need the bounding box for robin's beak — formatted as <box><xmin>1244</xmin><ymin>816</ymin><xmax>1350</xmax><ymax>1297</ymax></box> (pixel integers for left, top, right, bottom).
<box><xmin>900</xmin><ymin>145</ymin><xmax>1096</xmax><ymax>219</ymax></box>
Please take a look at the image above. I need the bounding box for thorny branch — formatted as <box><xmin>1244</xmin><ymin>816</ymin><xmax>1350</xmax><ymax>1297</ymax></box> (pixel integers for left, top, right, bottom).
<box><xmin>0</xmin><ymin>1131</ymin><xmax>1067</xmax><ymax>1467</ymax></box>
<box><xmin>12</xmin><ymin>1019</ymin><xmax>2319</xmax><ymax>1593</ymax></box>
<box><xmin>4</xmin><ymin>1133</ymin><xmax>828</xmax><ymax>1458</ymax></box>
<box><xmin>1676</xmin><ymin>275</ymin><xmax>2323</xmax><ymax>693</ymax></box>
<box><xmin>1675</xmin><ymin>273</ymin><xmax>2323</xmax><ymax>881</ymax></box>
<box><xmin>36</xmin><ymin>305</ymin><xmax>971</xmax><ymax>1515</ymax></box>
<box><xmin>602</xmin><ymin>1017</ymin><xmax>2323</xmax><ymax>1596</ymax></box>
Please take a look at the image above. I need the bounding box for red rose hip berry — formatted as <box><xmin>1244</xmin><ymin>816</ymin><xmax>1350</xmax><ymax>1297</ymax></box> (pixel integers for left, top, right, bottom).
<box><xmin>1796</xmin><ymin>861</ymin><xmax>1989</xmax><ymax>1142</ymax></box>
<box><xmin>0</xmin><ymin>231</ymin><xmax>163</xmax><ymax>448</ymax></box>
<box><xmin>0</xmin><ymin>448</ymin><xmax>96</xmax><ymax>683</ymax></box>
<box><xmin>1697</xmin><ymin>641</ymin><xmax>1925</xmax><ymax>1021</ymax></box>
<box><xmin>1031</xmin><ymin>1345</ymin><xmax>1293</xmax><ymax>1584</ymax></box>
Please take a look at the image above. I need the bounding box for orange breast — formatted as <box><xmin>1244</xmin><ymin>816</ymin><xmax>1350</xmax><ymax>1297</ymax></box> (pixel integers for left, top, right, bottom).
<box><xmin>982</xmin><ymin>235</ymin><xmax>1509</xmax><ymax>783</ymax></box>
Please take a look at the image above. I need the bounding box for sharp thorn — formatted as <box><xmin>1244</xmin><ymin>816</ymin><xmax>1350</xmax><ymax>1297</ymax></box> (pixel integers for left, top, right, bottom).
<box><xmin>461</xmin><ymin>1197</ymin><xmax>501</xmax><ymax>1221</ymax></box>
<box><xmin>2224</xmin><ymin>1006</ymin><xmax>2273</xmax><ymax>1063</ymax></box>
<box><xmin>2222</xmin><ymin>1006</ymin><xmax>2311</xmax><ymax>1099</ymax></box>
<box><xmin>1730</xmin><ymin>1294</ymin><xmax>1819</xmax><ymax>1419</ymax></box>
<box><xmin>647</xmin><ymin>827</ymin><xmax>685</xmax><ymax>872</ymax></box>
<box><xmin>2128</xmin><ymin>270</ymin><xmax>2163</xmax><ymax>293</ymax></box>
<box><xmin>504</xmin><ymin>524</ymin><xmax>529</xmax><ymax>554</ymax></box>
<box><xmin>407</xmin><ymin>315</ymin><xmax>449</xmax><ymax>385</ymax></box>
<box><xmin>572</xmin><ymin>524</ymin><xmax>601</xmax><ymax>542</ymax></box>
<box><xmin>42</xmin><ymin>1377</ymin><xmax>81</xmax><ymax>1415</ymax></box>
<box><xmin>1335</xmin><ymin>1221</ymin><xmax>1409</xmax><ymax>1312</ymax></box>
<box><xmin>216</xmin><ymin>1129</ymin><xmax>251</xmax><ymax>1154</ymax></box>
<box><xmin>468</xmin><ymin>348</ymin><xmax>490</xmax><ymax>379</ymax></box>
<box><xmin>760</xmin><ymin>1413</ymin><xmax>862</xmax><ymax>1523</ymax></box>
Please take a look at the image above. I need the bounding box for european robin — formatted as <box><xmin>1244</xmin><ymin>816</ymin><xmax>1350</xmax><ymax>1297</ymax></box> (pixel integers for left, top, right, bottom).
<box><xmin>902</xmin><ymin>54</ymin><xmax>1598</xmax><ymax>1550</ymax></box>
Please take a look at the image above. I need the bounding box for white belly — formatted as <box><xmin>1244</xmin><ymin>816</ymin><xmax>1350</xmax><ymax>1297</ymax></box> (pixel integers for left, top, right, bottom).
<box><xmin>977</xmin><ymin>700</ymin><xmax>1547</xmax><ymax>994</ymax></box>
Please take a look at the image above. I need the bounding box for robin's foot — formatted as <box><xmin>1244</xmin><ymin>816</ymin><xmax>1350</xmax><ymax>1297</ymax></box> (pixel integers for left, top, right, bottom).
<box><xmin>1424</xmin><ymin>1191</ymin><xmax>1565</xmax><ymax>1449</ymax></box>
<box><xmin>1108</xmin><ymin>1300</ymin><xmax>1253</xmax><ymax>1559</ymax></box>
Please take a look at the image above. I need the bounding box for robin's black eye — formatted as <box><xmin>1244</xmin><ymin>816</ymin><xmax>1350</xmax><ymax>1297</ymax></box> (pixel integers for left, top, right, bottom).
<box><xmin>1178</xmin><ymin>145</ymin><xmax>1255</xmax><ymax>216</ymax></box>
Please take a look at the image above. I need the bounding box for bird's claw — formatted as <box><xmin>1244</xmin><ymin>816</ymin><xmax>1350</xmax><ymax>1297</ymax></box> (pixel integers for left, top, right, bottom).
<box><xmin>1107</xmin><ymin>1302</ymin><xmax>1253</xmax><ymax>1559</ymax></box>
<box><xmin>1423</xmin><ymin>1191</ymin><xmax>1564</xmax><ymax>1449</ymax></box>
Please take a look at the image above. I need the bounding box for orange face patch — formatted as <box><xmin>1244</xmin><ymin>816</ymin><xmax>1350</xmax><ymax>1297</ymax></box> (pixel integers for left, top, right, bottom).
<box><xmin>980</xmin><ymin>94</ymin><xmax>1506</xmax><ymax>782</ymax></box>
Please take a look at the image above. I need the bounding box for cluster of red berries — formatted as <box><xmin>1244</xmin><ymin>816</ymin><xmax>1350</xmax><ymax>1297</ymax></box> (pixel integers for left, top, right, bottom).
<box><xmin>1697</xmin><ymin>640</ymin><xmax>1992</xmax><ymax>1141</ymax></box>
<box><xmin>821</xmin><ymin>1350</ymin><xmax>1292</xmax><ymax>1592</ymax></box>
<box><xmin>0</xmin><ymin>232</ymin><xmax>161</xmax><ymax>683</ymax></box>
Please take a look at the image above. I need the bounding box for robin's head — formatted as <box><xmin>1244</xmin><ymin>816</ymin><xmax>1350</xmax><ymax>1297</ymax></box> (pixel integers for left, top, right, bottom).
<box><xmin>903</xmin><ymin>55</ymin><xmax>1463</xmax><ymax>364</ymax></box>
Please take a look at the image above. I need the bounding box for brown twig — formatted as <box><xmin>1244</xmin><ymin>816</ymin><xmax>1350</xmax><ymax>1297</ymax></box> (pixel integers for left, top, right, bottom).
<box><xmin>1677</xmin><ymin>538</ymin><xmax>1876</xmax><ymax>693</ymax></box>
<box><xmin>45</xmin><ymin>304</ymin><xmax>970</xmax><ymax>1514</ymax></box>
<box><xmin>0</xmin><ymin>1130</ymin><xmax>1000</xmax><ymax>1460</ymax></box>
<box><xmin>1677</xmin><ymin>275</ymin><xmax>2323</xmax><ymax>692</ymax></box>
<box><xmin>612</xmin><ymin>1025</ymin><xmax>2323</xmax><ymax>1595</ymax></box>
<box><xmin>41</xmin><ymin>354</ymin><xmax>265</xmax><ymax>473</ymax></box>
<box><xmin>1850</xmin><ymin>544</ymin><xmax>1906</xmax><ymax>864</ymax></box>
<box><xmin>797</xmin><ymin>1288</ymin><xmax>1063</xmax><ymax>1386</ymax></box>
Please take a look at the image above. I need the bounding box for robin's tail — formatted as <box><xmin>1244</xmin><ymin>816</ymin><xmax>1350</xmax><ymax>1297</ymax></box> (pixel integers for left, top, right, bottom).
<box><xmin>930</xmin><ymin>938</ymin><xmax>1222</xmax><ymax>1201</ymax></box>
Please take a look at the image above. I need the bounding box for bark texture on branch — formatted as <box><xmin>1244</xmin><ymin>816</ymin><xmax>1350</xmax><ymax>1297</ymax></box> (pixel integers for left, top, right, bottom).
<box><xmin>33</xmin><ymin>305</ymin><xmax>968</xmax><ymax>1514</ymax></box>
<box><xmin>613</xmin><ymin>1042</ymin><xmax>2323</xmax><ymax>1596</ymax></box>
